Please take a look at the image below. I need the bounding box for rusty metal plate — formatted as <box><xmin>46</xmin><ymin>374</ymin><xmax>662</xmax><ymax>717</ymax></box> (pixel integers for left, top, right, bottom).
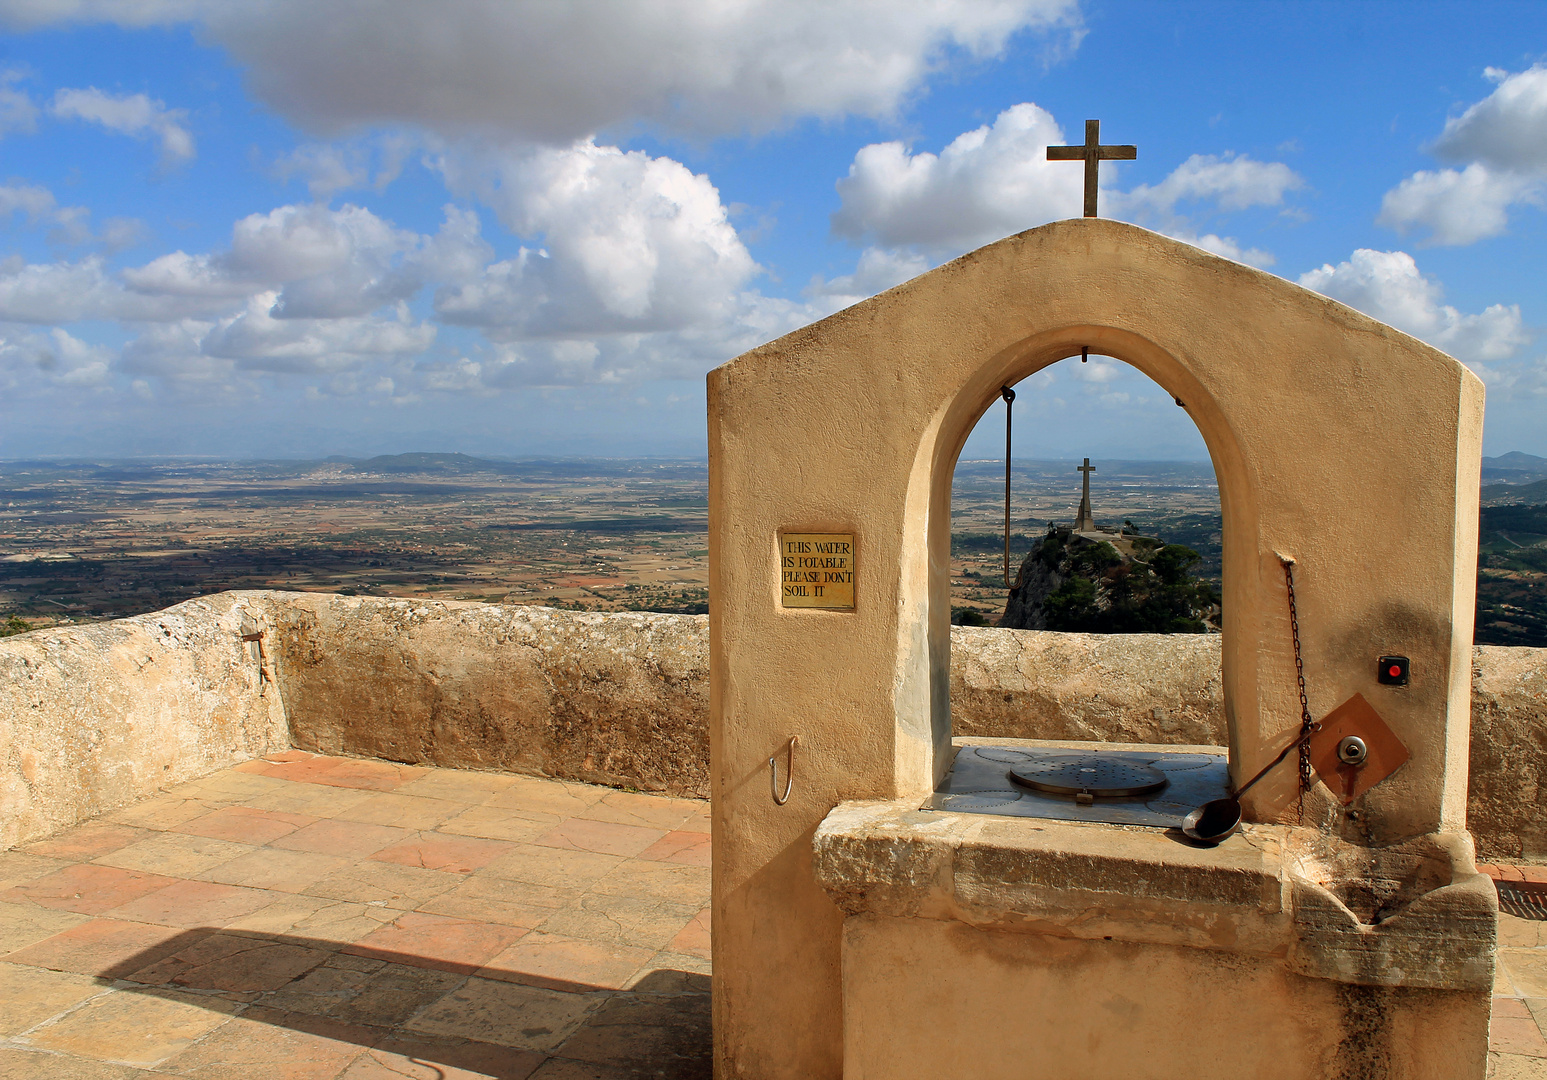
<box><xmin>779</xmin><ymin>533</ymin><xmax>855</xmax><ymax>609</ymax></box>
<box><xmin>1309</xmin><ymin>692</ymin><xmax>1409</xmax><ymax>804</ymax></box>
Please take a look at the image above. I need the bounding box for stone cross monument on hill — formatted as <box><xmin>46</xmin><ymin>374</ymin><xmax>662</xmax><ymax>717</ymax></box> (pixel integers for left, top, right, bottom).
<box><xmin>1074</xmin><ymin>458</ymin><xmax>1097</xmax><ymax>531</ymax></box>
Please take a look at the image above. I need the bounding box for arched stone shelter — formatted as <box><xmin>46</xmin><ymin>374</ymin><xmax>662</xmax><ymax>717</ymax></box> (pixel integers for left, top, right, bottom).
<box><xmin>707</xmin><ymin>219</ymin><xmax>1492</xmax><ymax>1079</ymax></box>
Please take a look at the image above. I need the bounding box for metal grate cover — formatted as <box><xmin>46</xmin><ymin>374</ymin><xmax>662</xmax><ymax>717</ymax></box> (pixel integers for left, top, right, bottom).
<box><xmin>1008</xmin><ymin>755</ymin><xmax>1169</xmax><ymax>797</ymax></box>
<box><xmin>1497</xmin><ymin>882</ymin><xmax>1547</xmax><ymax>921</ymax></box>
<box><xmin>922</xmin><ymin>745</ymin><xmax>1230</xmax><ymax>829</ymax></box>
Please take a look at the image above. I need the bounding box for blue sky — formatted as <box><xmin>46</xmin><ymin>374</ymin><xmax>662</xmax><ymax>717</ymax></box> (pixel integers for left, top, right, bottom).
<box><xmin>0</xmin><ymin>0</ymin><xmax>1544</xmax><ymax>460</ymax></box>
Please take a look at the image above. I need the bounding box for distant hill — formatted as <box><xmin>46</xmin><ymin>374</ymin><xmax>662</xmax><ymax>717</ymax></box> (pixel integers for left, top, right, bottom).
<box><xmin>1483</xmin><ymin>451</ymin><xmax>1547</xmax><ymax>486</ymax></box>
<box><xmin>1482</xmin><ymin>478</ymin><xmax>1547</xmax><ymax>505</ymax></box>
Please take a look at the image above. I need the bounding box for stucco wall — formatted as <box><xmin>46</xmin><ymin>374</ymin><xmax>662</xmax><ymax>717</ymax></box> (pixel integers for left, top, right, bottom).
<box><xmin>0</xmin><ymin>591</ymin><xmax>288</xmax><ymax>850</ymax></box>
<box><xmin>1</xmin><ymin>591</ymin><xmax>1543</xmax><ymax>861</ymax></box>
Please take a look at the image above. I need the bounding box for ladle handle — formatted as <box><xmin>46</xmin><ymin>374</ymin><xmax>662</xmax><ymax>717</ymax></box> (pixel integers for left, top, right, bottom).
<box><xmin>1232</xmin><ymin>737</ymin><xmax>1300</xmax><ymax>799</ymax></box>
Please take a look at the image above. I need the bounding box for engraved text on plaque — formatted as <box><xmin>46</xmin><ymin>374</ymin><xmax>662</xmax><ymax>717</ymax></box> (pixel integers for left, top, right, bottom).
<box><xmin>780</xmin><ymin>533</ymin><xmax>855</xmax><ymax>609</ymax></box>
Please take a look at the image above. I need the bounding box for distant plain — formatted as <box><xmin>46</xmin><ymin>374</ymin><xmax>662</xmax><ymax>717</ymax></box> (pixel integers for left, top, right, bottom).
<box><xmin>1</xmin><ymin>452</ymin><xmax>1542</xmax><ymax>646</ymax></box>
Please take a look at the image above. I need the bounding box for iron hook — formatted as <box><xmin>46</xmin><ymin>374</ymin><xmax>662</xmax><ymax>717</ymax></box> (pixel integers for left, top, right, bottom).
<box><xmin>770</xmin><ymin>736</ymin><xmax>798</xmax><ymax>805</ymax></box>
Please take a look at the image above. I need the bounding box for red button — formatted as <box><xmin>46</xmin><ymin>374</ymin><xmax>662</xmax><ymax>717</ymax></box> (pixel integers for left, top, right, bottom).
<box><xmin>1389</xmin><ymin>665</ymin><xmax>1402</xmax><ymax>678</ymax></box>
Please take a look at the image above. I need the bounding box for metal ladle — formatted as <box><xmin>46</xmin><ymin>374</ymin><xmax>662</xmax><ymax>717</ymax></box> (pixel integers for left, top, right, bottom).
<box><xmin>1180</xmin><ymin>736</ymin><xmax>1301</xmax><ymax>845</ymax></box>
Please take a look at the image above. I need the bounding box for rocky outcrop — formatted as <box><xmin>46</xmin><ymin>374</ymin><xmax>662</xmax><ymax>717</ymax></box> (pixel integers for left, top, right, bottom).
<box><xmin>2</xmin><ymin>590</ymin><xmax>1544</xmax><ymax>861</ymax></box>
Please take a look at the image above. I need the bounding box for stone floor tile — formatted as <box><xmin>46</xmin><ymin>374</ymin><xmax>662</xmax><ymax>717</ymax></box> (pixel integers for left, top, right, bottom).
<box><xmin>531</xmin><ymin>819</ymin><xmax>666</xmax><ymax>860</ymax></box>
<box><xmin>23</xmin><ymin>824</ymin><xmax>150</xmax><ymax>863</ymax></box>
<box><xmin>0</xmin><ymin>962</ymin><xmax>113</xmax><ymax>1035</ymax></box>
<box><xmin>312</xmin><ymin>759</ymin><xmax>428</xmax><ymax>792</ymax></box>
<box><xmin>417</xmin><ymin>875</ymin><xmax>571</xmax><ymax>930</ymax></box>
<box><xmin>0</xmin><ymin>1046</ymin><xmax>151</xmax><ymax>1079</ymax></box>
<box><xmin>271</xmin><ymin>819</ymin><xmax>413</xmax><ymax>858</ymax></box>
<box><xmin>525</xmin><ymin>1059</ymin><xmax>640</xmax><ymax>1080</ymax></box>
<box><xmin>340</xmin><ymin>1035</ymin><xmax>544</xmax><ymax>1079</ymax></box>
<box><xmin>0</xmin><ymin>850</ymin><xmax>71</xmax><ymax>892</ymax></box>
<box><xmin>395</xmin><ymin>770</ymin><xmax>521</xmax><ymax>804</ymax></box>
<box><xmin>252</xmin><ymin>755</ymin><xmax>350</xmax><ymax>783</ymax></box>
<box><xmin>223</xmin><ymin>895</ymin><xmax>397</xmax><ymax>943</ymax></box>
<box><xmin>153</xmin><ymin>1004</ymin><xmax>379</xmax><ymax>1079</ymax></box>
<box><xmin>550</xmin><ymin>990</ymin><xmax>710</xmax><ymax>1077</ymax></box>
<box><xmin>343</xmin><ymin>911</ymin><xmax>527</xmax><ymax>974</ymax></box>
<box><xmin>1489</xmin><ymin>1050</ymin><xmax>1547</xmax><ymax>1079</ymax></box>
<box><xmin>1</xmin><ymin>863</ymin><xmax>177</xmax><ymax>915</ymax></box>
<box><xmin>263</xmin><ymin>749</ymin><xmax>319</xmax><ymax>763</ymax></box>
<box><xmin>302</xmin><ymin>860</ymin><xmax>462</xmax><ymax>909</ymax></box>
<box><xmin>679</xmin><ymin>806</ymin><xmax>711</xmax><ymax>834</ymax></box>
<box><xmin>196</xmin><ymin>848</ymin><xmax>351</xmax><ymax>894</ymax></box>
<box><xmin>577</xmin><ymin>792</ymin><xmax>696</xmax><ymax>832</ymax></box>
<box><xmin>92</xmin><ymin>832</ymin><xmax>254</xmax><ymax>879</ymax></box>
<box><xmin>439</xmin><ymin>805</ymin><xmax>561</xmax><ymax>844</ymax></box>
<box><xmin>21</xmin><ymin>985</ymin><xmax>240</xmax><ymax>1068</ymax></box>
<box><xmin>1503</xmin><ymin>948</ymin><xmax>1547</xmax><ymax>999</ymax></box>
<box><xmin>255</xmin><ymin>954</ymin><xmax>381</xmax><ymax>1016</ymax></box>
<box><xmin>0</xmin><ymin>900</ymin><xmax>92</xmax><ymax>955</ymax></box>
<box><xmin>103</xmin><ymin>879</ymin><xmax>279</xmax><ymax>929</ymax></box>
<box><xmin>1528</xmin><ymin>998</ymin><xmax>1547</xmax><ymax>1038</ymax></box>
<box><xmin>482</xmin><ymin>780</ymin><xmax>608</xmax><ymax>819</ymax></box>
<box><xmin>406</xmin><ymin>976</ymin><xmax>603</xmax><ymax>1053</ymax></box>
<box><xmin>478</xmin><ymin>932</ymin><xmax>655</xmax><ymax>993</ymax></box>
<box><xmin>173</xmin><ymin>805</ymin><xmax>318</xmax><ymax>845</ymax></box>
<box><xmin>629</xmin><ymin>953</ymin><xmax>712</xmax><ymax>989</ymax></box>
<box><xmin>477</xmin><ymin>845</ymin><xmax>623</xmax><ymax>893</ymax></box>
<box><xmin>164</xmin><ymin>771</ymin><xmax>294</xmax><ymax>803</ymax></box>
<box><xmin>535</xmin><ymin>894</ymin><xmax>699</xmax><ymax>953</ymax></box>
<box><xmin>104</xmin><ymin>795</ymin><xmax>221</xmax><ymax>832</ymax></box>
<box><xmin>326</xmin><ymin>962</ymin><xmax>468</xmax><ymax>1026</ymax></box>
<box><xmin>587</xmin><ymin>861</ymin><xmax>710</xmax><ymax>906</ymax></box>
<box><xmin>1501</xmin><ymin>913</ymin><xmax>1547</xmax><ymax>949</ymax></box>
<box><xmin>334</xmin><ymin>793</ymin><xmax>465</xmax><ymax>831</ymax></box>
<box><xmin>635</xmin><ymin>830</ymin><xmax>711</xmax><ymax>867</ymax></box>
<box><xmin>1491</xmin><ymin>1009</ymin><xmax>1547</xmax><ymax>1057</ymax></box>
<box><xmin>1497</xmin><ymin>961</ymin><xmax>1519</xmax><ymax>997</ymax></box>
<box><xmin>117</xmin><ymin>929</ymin><xmax>333</xmax><ymax>993</ymax></box>
<box><xmin>246</xmin><ymin>783</ymin><xmax>378</xmax><ymax>819</ymax></box>
<box><xmin>371</xmin><ymin>834</ymin><xmax>517</xmax><ymax>874</ymax></box>
<box><xmin>666</xmin><ymin>908</ymin><xmax>710</xmax><ymax>960</ymax></box>
<box><xmin>1</xmin><ymin>918</ymin><xmax>184</xmax><ymax>978</ymax></box>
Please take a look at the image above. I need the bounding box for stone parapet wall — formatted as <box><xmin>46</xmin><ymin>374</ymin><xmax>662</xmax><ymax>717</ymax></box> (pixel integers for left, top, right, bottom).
<box><xmin>2</xmin><ymin>591</ymin><xmax>1543</xmax><ymax>860</ymax></box>
<box><xmin>265</xmin><ymin>592</ymin><xmax>709</xmax><ymax>798</ymax></box>
<box><xmin>0</xmin><ymin>592</ymin><xmax>288</xmax><ymax>849</ymax></box>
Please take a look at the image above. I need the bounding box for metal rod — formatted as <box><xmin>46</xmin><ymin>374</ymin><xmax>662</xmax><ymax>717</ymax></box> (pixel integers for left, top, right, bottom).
<box><xmin>770</xmin><ymin>736</ymin><xmax>798</xmax><ymax>805</ymax></box>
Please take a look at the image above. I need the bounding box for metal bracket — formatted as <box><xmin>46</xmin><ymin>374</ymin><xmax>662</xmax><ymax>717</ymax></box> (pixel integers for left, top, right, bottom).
<box><xmin>770</xmin><ymin>736</ymin><xmax>799</xmax><ymax>805</ymax></box>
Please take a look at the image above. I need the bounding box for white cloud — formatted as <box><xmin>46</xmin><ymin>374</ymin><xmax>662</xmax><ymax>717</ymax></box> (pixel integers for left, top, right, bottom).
<box><xmin>0</xmin><ymin>324</ymin><xmax>113</xmax><ymax>392</ymax></box>
<box><xmin>50</xmin><ymin>86</ymin><xmax>193</xmax><ymax>166</ymax></box>
<box><xmin>1431</xmin><ymin>65</ymin><xmax>1547</xmax><ymax>171</ymax></box>
<box><xmin>1298</xmin><ymin>249</ymin><xmax>1528</xmax><ymax>368</ymax></box>
<box><xmin>273</xmin><ymin>144</ymin><xmax>369</xmax><ymax>200</ymax></box>
<box><xmin>804</xmin><ymin>246</ymin><xmax>929</xmax><ymax>312</ymax></box>
<box><xmin>3</xmin><ymin>0</ymin><xmax>1082</xmax><ymax>141</ymax></box>
<box><xmin>0</xmin><ymin>68</ymin><xmax>37</xmax><ymax>135</ymax></box>
<box><xmin>1376</xmin><ymin>163</ymin><xmax>1537</xmax><ymax>246</ymax></box>
<box><xmin>832</xmin><ymin>103</ymin><xmax>1079</xmax><ymax>251</ymax></box>
<box><xmin>434</xmin><ymin>139</ymin><xmax>758</xmax><ymax>338</ymax></box>
<box><xmin>1114</xmin><ymin>153</ymin><xmax>1301</xmax><ymax>215</ymax></box>
<box><xmin>832</xmin><ymin>105</ymin><xmax>1300</xmax><ymax>257</ymax></box>
<box><xmin>1379</xmin><ymin>66</ymin><xmax>1547</xmax><ymax>245</ymax></box>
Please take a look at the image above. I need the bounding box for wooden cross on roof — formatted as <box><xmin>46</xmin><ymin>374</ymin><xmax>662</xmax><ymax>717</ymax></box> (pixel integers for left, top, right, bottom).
<box><xmin>1047</xmin><ymin>120</ymin><xmax>1136</xmax><ymax>218</ymax></box>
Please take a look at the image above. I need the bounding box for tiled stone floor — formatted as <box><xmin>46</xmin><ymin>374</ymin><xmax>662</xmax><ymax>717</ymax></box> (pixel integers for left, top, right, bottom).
<box><xmin>0</xmin><ymin>751</ymin><xmax>711</xmax><ymax>1079</ymax></box>
<box><xmin>3</xmin><ymin>751</ymin><xmax>1545</xmax><ymax>1078</ymax></box>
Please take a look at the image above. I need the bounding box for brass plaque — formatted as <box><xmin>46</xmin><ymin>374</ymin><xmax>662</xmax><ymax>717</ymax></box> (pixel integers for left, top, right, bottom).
<box><xmin>780</xmin><ymin>533</ymin><xmax>855</xmax><ymax>609</ymax></box>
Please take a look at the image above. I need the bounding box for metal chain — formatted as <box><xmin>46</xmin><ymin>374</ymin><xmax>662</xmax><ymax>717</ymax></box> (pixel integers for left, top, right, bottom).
<box><xmin>1001</xmin><ymin>386</ymin><xmax>1015</xmax><ymax>589</ymax></box>
<box><xmin>1282</xmin><ymin>560</ymin><xmax>1319</xmax><ymax>823</ymax></box>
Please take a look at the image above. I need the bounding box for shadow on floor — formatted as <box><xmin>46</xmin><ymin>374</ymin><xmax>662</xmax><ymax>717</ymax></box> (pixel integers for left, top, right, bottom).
<box><xmin>80</xmin><ymin>926</ymin><xmax>711</xmax><ymax>1079</ymax></box>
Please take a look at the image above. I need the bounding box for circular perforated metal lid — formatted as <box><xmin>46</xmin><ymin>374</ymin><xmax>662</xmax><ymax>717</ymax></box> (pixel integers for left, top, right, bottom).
<box><xmin>1007</xmin><ymin>753</ymin><xmax>1169</xmax><ymax>798</ymax></box>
